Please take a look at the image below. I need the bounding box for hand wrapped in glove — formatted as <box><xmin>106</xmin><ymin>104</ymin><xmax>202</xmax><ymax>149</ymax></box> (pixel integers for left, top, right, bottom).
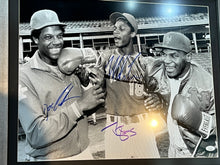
<box><xmin>86</xmin><ymin>65</ymin><xmax>105</xmax><ymax>87</ymax></box>
<box><xmin>171</xmin><ymin>94</ymin><xmax>216</xmax><ymax>157</ymax></box>
<box><xmin>143</xmin><ymin>76</ymin><xmax>167</xmax><ymax>133</ymax></box>
<box><xmin>171</xmin><ymin>94</ymin><xmax>213</xmax><ymax>139</ymax></box>
<box><xmin>144</xmin><ymin>76</ymin><xmax>167</xmax><ymax>116</ymax></box>
<box><xmin>181</xmin><ymin>127</ymin><xmax>217</xmax><ymax>156</ymax></box>
<box><xmin>144</xmin><ymin>76</ymin><xmax>158</xmax><ymax>92</ymax></box>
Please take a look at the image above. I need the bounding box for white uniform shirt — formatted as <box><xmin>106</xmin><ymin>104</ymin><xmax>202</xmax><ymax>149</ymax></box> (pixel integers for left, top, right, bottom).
<box><xmin>167</xmin><ymin>72</ymin><xmax>191</xmax><ymax>157</ymax></box>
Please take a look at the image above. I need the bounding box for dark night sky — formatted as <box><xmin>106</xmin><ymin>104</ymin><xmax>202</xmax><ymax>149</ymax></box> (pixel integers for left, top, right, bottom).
<box><xmin>20</xmin><ymin>0</ymin><xmax>208</xmax><ymax>23</ymax></box>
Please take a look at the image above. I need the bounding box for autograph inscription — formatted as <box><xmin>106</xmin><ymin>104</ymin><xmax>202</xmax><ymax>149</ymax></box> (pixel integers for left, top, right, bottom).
<box><xmin>43</xmin><ymin>83</ymin><xmax>80</xmax><ymax>120</ymax></box>
<box><xmin>105</xmin><ymin>53</ymin><xmax>141</xmax><ymax>81</ymax></box>
<box><xmin>101</xmin><ymin>121</ymin><xmax>137</xmax><ymax>141</ymax></box>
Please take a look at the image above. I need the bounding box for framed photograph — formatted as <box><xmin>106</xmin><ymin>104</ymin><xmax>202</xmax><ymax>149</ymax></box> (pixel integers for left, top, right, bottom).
<box><xmin>8</xmin><ymin>0</ymin><xmax>220</xmax><ymax>165</ymax></box>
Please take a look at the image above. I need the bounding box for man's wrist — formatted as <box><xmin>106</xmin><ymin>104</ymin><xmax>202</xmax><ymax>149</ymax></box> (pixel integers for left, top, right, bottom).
<box><xmin>71</xmin><ymin>102</ymin><xmax>84</xmax><ymax>118</ymax></box>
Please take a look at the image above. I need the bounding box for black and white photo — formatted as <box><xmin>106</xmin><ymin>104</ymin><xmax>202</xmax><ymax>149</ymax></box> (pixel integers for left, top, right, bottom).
<box><xmin>17</xmin><ymin>0</ymin><xmax>219</xmax><ymax>162</ymax></box>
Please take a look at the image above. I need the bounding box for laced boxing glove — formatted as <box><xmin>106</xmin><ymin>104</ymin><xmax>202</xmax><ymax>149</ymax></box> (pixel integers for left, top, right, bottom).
<box><xmin>58</xmin><ymin>47</ymin><xmax>97</xmax><ymax>75</ymax></box>
<box><xmin>171</xmin><ymin>94</ymin><xmax>213</xmax><ymax>139</ymax></box>
<box><xmin>172</xmin><ymin>94</ymin><xmax>217</xmax><ymax>157</ymax></box>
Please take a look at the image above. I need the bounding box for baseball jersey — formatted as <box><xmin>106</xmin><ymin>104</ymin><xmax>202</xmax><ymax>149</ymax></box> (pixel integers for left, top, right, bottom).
<box><xmin>98</xmin><ymin>49</ymin><xmax>149</xmax><ymax>116</ymax></box>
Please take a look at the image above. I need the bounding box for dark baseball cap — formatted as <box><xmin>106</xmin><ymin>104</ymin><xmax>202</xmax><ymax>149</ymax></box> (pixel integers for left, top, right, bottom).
<box><xmin>109</xmin><ymin>12</ymin><xmax>138</xmax><ymax>34</ymax></box>
<box><xmin>154</xmin><ymin>32</ymin><xmax>192</xmax><ymax>53</ymax></box>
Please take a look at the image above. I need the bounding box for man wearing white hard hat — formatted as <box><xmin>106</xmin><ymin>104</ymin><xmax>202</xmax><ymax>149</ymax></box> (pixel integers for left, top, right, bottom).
<box><xmin>18</xmin><ymin>9</ymin><xmax>105</xmax><ymax>161</ymax></box>
<box><xmin>150</xmin><ymin>31</ymin><xmax>217</xmax><ymax>157</ymax></box>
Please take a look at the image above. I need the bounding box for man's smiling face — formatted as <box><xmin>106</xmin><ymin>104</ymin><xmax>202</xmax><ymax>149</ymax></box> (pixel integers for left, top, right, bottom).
<box><xmin>34</xmin><ymin>25</ymin><xmax>64</xmax><ymax>65</ymax></box>
<box><xmin>162</xmin><ymin>49</ymin><xmax>189</xmax><ymax>78</ymax></box>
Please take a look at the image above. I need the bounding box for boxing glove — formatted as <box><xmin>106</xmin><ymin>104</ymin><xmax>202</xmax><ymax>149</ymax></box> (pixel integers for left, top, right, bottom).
<box><xmin>58</xmin><ymin>47</ymin><xmax>97</xmax><ymax>75</ymax></box>
<box><xmin>144</xmin><ymin>76</ymin><xmax>158</xmax><ymax>92</ymax></box>
<box><xmin>171</xmin><ymin>94</ymin><xmax>212</xmax><ymax>139</ymax></box>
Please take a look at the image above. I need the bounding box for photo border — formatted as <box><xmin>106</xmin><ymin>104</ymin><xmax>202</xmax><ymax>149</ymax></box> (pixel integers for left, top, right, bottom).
<box><xmin>0</xmin><ymin>0</ymin><xmax>8</xmax><ymax>165</ymax></box>
<box><xmin>8</xmin><ymin>0</ymin><xmax>220</xmax><ymax>165</ymax></box>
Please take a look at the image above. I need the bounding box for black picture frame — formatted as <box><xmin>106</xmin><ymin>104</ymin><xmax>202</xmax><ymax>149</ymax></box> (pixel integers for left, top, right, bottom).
<box><xmin>8</xmin><ymin>0</ymin><xmax>220</xmax><ymax>165</ymax></box>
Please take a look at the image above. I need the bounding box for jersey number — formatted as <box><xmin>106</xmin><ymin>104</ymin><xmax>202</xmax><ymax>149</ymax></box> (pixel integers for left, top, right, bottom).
<box><xmin>129</xmin><ymin>82</ymin><xmax>144</xmax><ymax>97</ymax></box>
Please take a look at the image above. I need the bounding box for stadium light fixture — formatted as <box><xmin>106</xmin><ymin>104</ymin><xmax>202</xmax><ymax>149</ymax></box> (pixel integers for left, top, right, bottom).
<box><xmin>167</xmin><ymin>8</ymin><xmax>172</xmax><ymax>14</ymax></box>
<box><xmin>127</xmin><ymin>1</ymin><xmax>136</xmax><ymax>11</ymax></box>
<box><xmin>160</xmin><ymin>4</ymin><xmax>179</xmax><ymax>17</ymax></box>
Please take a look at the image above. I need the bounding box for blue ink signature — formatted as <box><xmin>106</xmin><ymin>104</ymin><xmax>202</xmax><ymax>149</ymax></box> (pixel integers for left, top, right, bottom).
<box><xmin>43</xmin><ymin>83</ymin><xmax>80</xmax><ymax>120</ymax></box>
<box><xmin>105</xmin><ymin>52</ymin><xmax>142</xmax><ymax>81</ymax></box>
<box><xmin>101</xmin><ymin>121</ymin><xmax>137</xmax><ymax>141</ymax></box>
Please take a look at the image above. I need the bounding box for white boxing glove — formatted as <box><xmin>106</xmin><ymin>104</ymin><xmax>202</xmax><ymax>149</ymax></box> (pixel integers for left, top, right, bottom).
<box><xmin>171</xmin><ymin>94</ymin><xmax>213</xmax><ymax>139</ymax></box>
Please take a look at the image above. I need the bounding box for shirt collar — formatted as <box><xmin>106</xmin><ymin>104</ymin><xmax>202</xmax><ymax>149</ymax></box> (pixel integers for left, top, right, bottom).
<box><xmin>30</xmin><ymin>50</ymin><xmax>53</xmax><ymax>72</ymax></box>
<box><xmin>30</xmin><ymin>50</ymin><xmax>67</xmax><ymax>80</ymax></box>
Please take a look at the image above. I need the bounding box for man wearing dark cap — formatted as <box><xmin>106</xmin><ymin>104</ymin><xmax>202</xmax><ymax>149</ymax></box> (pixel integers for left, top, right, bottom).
<box><xmin>18</xmin><ymin>9</ymin><xmax>105</xmax><ymax>161</ymax></box>
<box><xmin>96</xmin><ymin>12</ymin><xmax>164</xmax><ymax>159</ymax></box>
<box><xmin>55</xmin><ymin>12</ymin><xmax>165</xmax><ymax>159</ymax></box>
<box><xmin>151</xmin><ymin>31</ymin><xmax>217</xmax><ymax>157</ymax></box>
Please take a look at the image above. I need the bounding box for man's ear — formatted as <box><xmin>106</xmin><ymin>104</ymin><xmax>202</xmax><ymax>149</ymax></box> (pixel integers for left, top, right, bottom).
<box><xmin>186</xmin><ymin>52</ymin><xmax>192</xmax><ymax>62</ymax></box>
<box><xmin>131</xmin><ymin>31</ymin><xmax>136</xmax><ymax>38</ymax></box>
<box><xmin>32</xmin><ymin>37</ymin><xmax>39</xmax><ymax>44</ymax></box>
